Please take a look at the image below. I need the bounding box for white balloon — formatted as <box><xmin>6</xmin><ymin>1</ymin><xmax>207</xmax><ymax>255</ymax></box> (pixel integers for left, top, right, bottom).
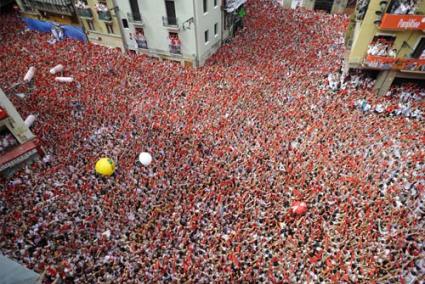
<box><xmin>55</xmin><ymin>76</ymin><xmax>74</xmax><ymax>83</ymax></box>
<box><xmin>24</xmin><ymin>67</ymin><xmax>36</xmax><ymax>82</ymax></box>
<box><xmin>138</xmin><ymin>152</ymin><xmax>152</xmax><ymax>166</ymax></box>
<box><xmin>50</xmin><ymin>64</ymin><xmax>64</xmax><ymax>74</ymax></box>
<box><xmin>24</xmin><ymin>114</ymin><xmax>36</xmax><ymax>127</ymax></box>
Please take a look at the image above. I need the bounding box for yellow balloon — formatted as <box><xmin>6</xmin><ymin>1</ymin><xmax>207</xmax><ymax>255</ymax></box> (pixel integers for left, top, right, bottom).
<box><xmin>95</xmin><ymin>158</ymin><xmax>115</xmax><ymax>176</ymax></box>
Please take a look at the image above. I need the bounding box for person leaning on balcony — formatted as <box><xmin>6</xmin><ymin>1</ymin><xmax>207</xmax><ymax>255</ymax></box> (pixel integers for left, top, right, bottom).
<box><xmin>389</xmin><ymin>48</ymin><xmax>397</xmax><ymax>58</ymax></box>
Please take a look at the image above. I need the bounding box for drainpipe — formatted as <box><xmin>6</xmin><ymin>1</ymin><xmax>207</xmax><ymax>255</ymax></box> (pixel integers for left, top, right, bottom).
<box><xmin>192</xmin><ymin>0</ymin><xmax>200</xmax><ymax>67</ymax></box>
<box><xmin>110</xmin><ymin>0</ymin><xmax>128</xmax><ymax>51</ymax></box>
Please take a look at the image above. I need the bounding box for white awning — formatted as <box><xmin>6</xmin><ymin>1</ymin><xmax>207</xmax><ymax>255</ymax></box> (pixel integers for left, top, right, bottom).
<box><xmin>225</xmin><ymin>0</ymin><xmax>246</xmax><ymax>12</ymax></box>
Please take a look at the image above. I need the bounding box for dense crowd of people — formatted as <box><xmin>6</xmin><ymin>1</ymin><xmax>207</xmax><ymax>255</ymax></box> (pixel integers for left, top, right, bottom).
<box><xmin>367</xmin><ymin>38</ymin><xmax>396</xmax><ymax>57</ymax></box>
<box><xmin>0</xmin><ymin>0</ymin><xmax>424</xmax><ymax>283</ymax></box>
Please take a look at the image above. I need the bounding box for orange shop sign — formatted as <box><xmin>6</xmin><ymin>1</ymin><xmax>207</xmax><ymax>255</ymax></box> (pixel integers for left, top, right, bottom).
<box><xmin>380</xmin><ymin>14</ymin><xmax>425</xmax><ymax>31</ymax></box>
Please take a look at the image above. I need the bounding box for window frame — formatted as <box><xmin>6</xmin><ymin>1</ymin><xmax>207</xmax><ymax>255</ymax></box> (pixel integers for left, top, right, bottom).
<box><xmin>87</xmin><ymin>19</ymin><xmax>95</xmax><ymax>30</ymax></box>
<box><xmin>106</xmin><ymin>22</ymin><xmax>114</xmax><ymax>34</ymax></box>
<box><xmin>203</xmin><ymin>0</ymin><xmax>208</xmax><ymax>14</ymax></box>
<box><xmin>204</xmin><ymin>29</ymin><xmax>209</xmax><ymax>44</ymax></box>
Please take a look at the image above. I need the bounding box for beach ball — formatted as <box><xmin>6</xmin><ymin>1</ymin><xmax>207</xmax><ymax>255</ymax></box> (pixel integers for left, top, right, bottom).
<box><xmin>95</xmin><ymin>158</ymin><xmax>115</xmax><ymax>176</ymax></box>
<box><xmin>291</xmin><ymin>201</ymin><xmax>307</xmax><ymax>215</ymax></box>
<box><xmin>138</xmin><ymin>152</ymin><xmax>152</xmax><ymax>166</ymax></box>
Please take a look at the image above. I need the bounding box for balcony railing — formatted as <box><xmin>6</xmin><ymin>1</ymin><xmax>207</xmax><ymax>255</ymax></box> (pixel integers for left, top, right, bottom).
<box><xmin>136</xmin><ymin>39</ymin><xmax>148</xmax><ymax>49</ymax></box>
<box><xmin>76</xmin><ymin>7</ymin><xmax>92</xmax><ymax>18</ymax></box>
<box><xmin>162</xmin><ymin>16</ymin><xmax>179</xmax><ymax>29</ymax></box>
<box><xmin>32</xmin><ymin>1</ymin><xmax>74</xmax><ymax>16</ymax></box>
<box><xmin>364</xmin><ymin>55</ymin><xmax>398</xmax><ymax>69</ymax></box>
<box><xmin>127</xmin><ymin>12</ymin><xmax>143</xmax><ymax>26</ymax></box>
<box><xmin>97</xmin><ymin>10</ymin><xmax>112</xmax><ymax>21</ymax></box>
<box><xmin>401</xmin><ymin>58</ymin><xmax>425</xmax><ymax>72</ymax></box>
<box><xmin>170</xmin><ymin>44</ymin><xmax>181</xmax><ymax>55</ymax></box>
<box><xmin>364</xmin><ymin>55</ymin><xmax>425</xmax><ymax>72</ymax></box>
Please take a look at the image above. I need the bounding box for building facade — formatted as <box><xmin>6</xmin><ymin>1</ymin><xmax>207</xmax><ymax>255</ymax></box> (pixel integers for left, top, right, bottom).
<box><xmin>15</xmin><ymin>0</ymin><xmax>246</xmax><ymax>67</ymax></box>
<box><xmin>346</xmin><ymin>0</ymin><xmax>425</xmax><ymax>95</ymax></box>
<box><xmin>105</xmin><ymin>0</ymin><xmax>246</xmax><ymax>67</ymax></box>
<box><xmin>280</xmin><ymin>0</ymin><xmax>348</xmax><ymax>14</ymax></box>
<box><xmin>75</xmin><ymin>0</ymin><xmax>125</xmax><ymax>50</ymax></box>
<box><xmin>15</xmin><ymin>0</ymin><xmax>80</xmax><ymax>25</ymax></box>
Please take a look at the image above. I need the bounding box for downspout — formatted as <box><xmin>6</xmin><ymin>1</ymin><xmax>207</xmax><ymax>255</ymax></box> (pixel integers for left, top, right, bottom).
<box><xmin>192</xmin><ymin>0</ymin><xmax>200</xmax><ymax>67</ymax></box>
<box><xmin>110</xmin><ymin>0</ymin><xmax>128</xmax><ymax>51</ymax></box>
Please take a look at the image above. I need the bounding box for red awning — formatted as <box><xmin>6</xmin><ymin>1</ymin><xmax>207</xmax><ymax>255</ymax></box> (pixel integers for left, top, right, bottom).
<box><xmin>0</xmin><ymin>139</ymin><xmax>41</xmax><ymax>172</ymax></box>
<box><xmin>380</xmin><ymin>14</ymin><xmax>425</xmax><ymax>31</ymax></box>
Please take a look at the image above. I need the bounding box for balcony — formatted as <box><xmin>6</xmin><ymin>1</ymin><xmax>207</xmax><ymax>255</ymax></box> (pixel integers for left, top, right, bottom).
<box><xmin>76</xmin><ymin>7</ymin><xmax>92</xmax><ymax>18</ymax></box>
<box><xmin>400</xmin><ymin>58</ymin><xmax>425</xmax><ymax>72</ymax></box>
<box><xmin>136</xmin><ymin>39</ymin><xmax>148</xmax><ymax>49</ymax></box>
<box><xmin>363</xmin><ymin>55</ymin><xmax>399</xmax><ymax>70</ymax></box>
<box><xmin>127</xmin><ymin>12</ymin><xmax>144</xmax><ymax>27</ymax></box>
<box><xmin>97</xmin><ymin>10</ymin><xmax>112</xmax><ymax>22</ymax></box>
<box><xmin>170</xmin><ymin>44</ymin><xmax>182</xmax><ymax>55</ymax></box>
<box><xmin>364</xmin><ymin>55</ymin><xmax>425</xmax><ymax>72</ymax></box>
<box><xmin>162</xmin><ymin>16</ymin><xmax>179</xmax><ymax>31</ymax></box>
<box><xmin>32</xmin><ymin>1</ymin><xmax>74</xmax><ymax>16</ymax></box>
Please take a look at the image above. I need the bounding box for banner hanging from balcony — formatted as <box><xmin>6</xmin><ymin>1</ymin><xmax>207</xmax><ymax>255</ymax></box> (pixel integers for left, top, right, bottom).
<box><xmin>380</xmin><ymin>14</ymin><xmax>425</xmax><ymax>31</ymax></box>
<box><xmin>23</xmin><ymin>18</ymin><xmax>87</xmax><ymax>42</ymax></box>
<box><xmin>225</xmin><ymin>0</ymin><xmax>247</xmax><ymax>12</ymax></box>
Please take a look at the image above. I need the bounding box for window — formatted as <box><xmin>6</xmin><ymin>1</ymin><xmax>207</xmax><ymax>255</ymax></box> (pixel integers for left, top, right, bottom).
<box><xmin>86</xmin><ymin>19</ymin><xmax>95</xmax><ymax>30</ymax></box>
<box><xmin>122</xmin><ymin>18</ymin><xmax>129</xmax><ymax>28</ymax></box>
<box><xmin>214</xmin><ymin>0</ymin><xmax>217</xmax><ymax>7</ymax></box>
<box><xmin>165</xmin><ymin>0</ymin><xmax>177</xmax><ymax>25</ymax></box>
<box><xmin>129</xmin><ymin>0</ymin><xmax>142</xmax><ymax>21</ymax></box>
<box><xmin>135</xmin><ymin>28</ymin><xmax>147</xmax><ymax>49</ymax></box>
<box><xmin>204</xmin><ymin>29</ymin><xmax>209</xmax><ymax>44</ymax></box>
<box><xmin>214</xmin><ymin>23</ymin><xmax>218</xmax><ymax>36</ymax></box>
<box><xmin>106</xmin><ymin>23</ymin><xmax>114</xmax><ymax>34</ymax></box>
<box><xmin>169</xmin><ymin>32</ymin><xmax>181</xmax><ymax>54</ymax></box>
<box><xmin>412</xmin><ymin>37</ymin><xmax>425</xmax><ymax>58</ymax></box>
<box><xmin>203</xmin><ymin>0</ymin><xmax>207</xmax><ymax>13</ymax></box>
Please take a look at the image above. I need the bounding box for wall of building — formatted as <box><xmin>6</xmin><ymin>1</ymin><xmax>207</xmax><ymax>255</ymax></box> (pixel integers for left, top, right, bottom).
<box><xmin>348</xmin><ymin>1</ymin><xmax>425</xmax><ymax>66</ymax></box>
<box><xmin>194</xmin><ymin>0</ymin><xmax>223</xmax><ymax>66</ymax></box>
<box><xmin>134</xmin><ymin>0</ymin><xmax>197</xmax><ymax>60</ymax></box>
<box><xmin>114</xmin><ymin>0</ymin><xmax>137</xmax><ymax>50</ymax></box>
<box><xmin>82</xmin><ymin>0</ymin><xmax>124</xmax><ymax>50</ymax></box>
<box><xmin>349</xmin><ymin>0</ymin><xmax>383</xmax><ymax>64</ymax></box>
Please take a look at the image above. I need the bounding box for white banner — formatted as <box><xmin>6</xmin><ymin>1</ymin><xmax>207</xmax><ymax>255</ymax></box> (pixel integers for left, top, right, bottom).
<box><xmin>225</xmin><ymin>0</ymin><xmax>247</xmax><ymax>12</ymax></box>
